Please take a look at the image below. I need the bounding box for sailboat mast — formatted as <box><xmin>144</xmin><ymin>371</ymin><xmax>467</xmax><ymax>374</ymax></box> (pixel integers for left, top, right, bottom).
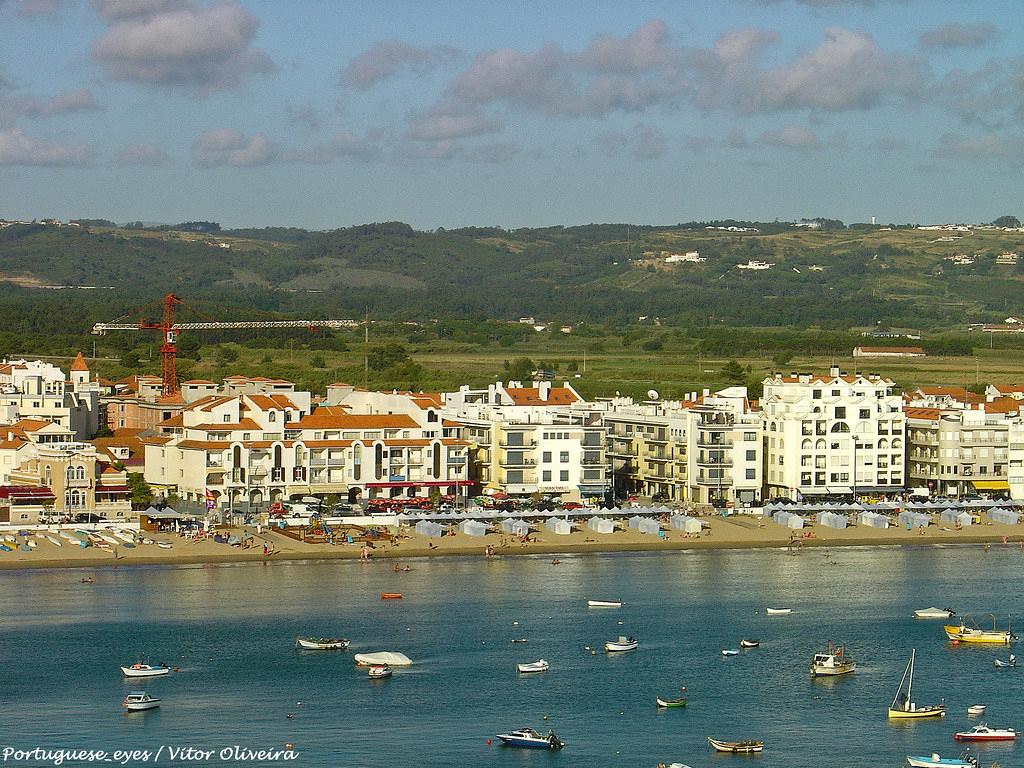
<box><xmin>891</xmin><ymin>653</ymin><xmax>912</xmax><ymax>710</ymax></box>
<box><xmin>907</xmin><ymin>648</ymin><xmax>915</xmax><ymax>705</ymax></box>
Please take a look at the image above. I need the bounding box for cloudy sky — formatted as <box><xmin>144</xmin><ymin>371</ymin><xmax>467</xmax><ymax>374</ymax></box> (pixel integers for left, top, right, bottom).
<box><xmin>1</xmin><ymin>0</ymin><xmax>1022</xmax><ymax>228</ymax></box>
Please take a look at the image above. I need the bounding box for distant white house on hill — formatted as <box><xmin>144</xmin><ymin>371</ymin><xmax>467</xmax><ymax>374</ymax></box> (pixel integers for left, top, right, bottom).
<box><xmin>852</xmin><ymin>346</ymin><xmax>926</xmax><ymax>358</ymax></box>
<box><xmin>737</xmin><ymin>260</ymin><xmax>774</xmax><ymax>270</ymax></box>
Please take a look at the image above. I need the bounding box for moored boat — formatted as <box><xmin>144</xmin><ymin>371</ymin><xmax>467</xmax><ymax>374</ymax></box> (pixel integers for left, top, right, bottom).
<box><xmin>993</xmin><ymin>654</ymin><xmax>1015</xmax><ymax>668</ymax></box>
<box><xmin>120</xmin><ymin>662</ymin><xmax>170</xmax><ymax>678</ymax></box>
<box><xmin>587</xmin><ymin>600</ymin><xmax>622</xmax><ymax>608</ymax></box>
<box><xmin>45</xmin><ymin>535</ymin><xmax>61</xmax><ymax>546</ymax></box>
<box><xmin>656</xmin><ymin>694</ymin><xmax>688</xmax><ymax>708</ymax></box>
<box><xmin>906</xmin><ymin>753</ymin><xmax>979</xmax><ymax>768</ymax></box>
<box><xmin>367</xmin><ymin>664</ymin><xmax>392</xmax><ymax>679</ymax></box>
<box><xmin>707</xmin><ymin>737</ymin><xmax>763</xmax><ymax>754</ymax></box>
<box><xmin>954</xmin><ymin>724</ymin><xmax>1016</xmax><ymax>741</ymax></box>
<box><xmin>380</xmin><ymin>592</ymin><xmax>403</xmax><ymax>600</ymax></box>
<box><xmin>295</xmin><ymin>636</ymin><xmax>349</xmax><ymax>650</ymax></box>
<box><xmin>604</xmin><ymin>635</ymin><xmax>638</xmax><ymax>653</ymax></box>
<box><xmin>721</xmin><ymin>649</ymin><xmax>739</xmax><ymax>657</ymax></box>
<box><xmin>766</xmin><ymin>608</ymin><xmax>791</xmax><ymax>615</ymax></box>
<box><xmin>495</xmin><ymin>728</ymin><xmax>564</xmax><ymax>749</ymax></box>
<box><xmin>739</xmin><ymin>639</ymin><xmax>759</xmax><ymax>648</ymax></box>
<box><xmin>888</xmin><ymin>649</ymin><xmax>944</xmax><ymax>719</ymax></box>
<box><xmin>354</xmin><ymin>651</ymin><xmax>413</xmax><ymax>667</ymax></box>
<box><xmin>122</xmin><ymin>691</ymin><xmax>160</xmax><ymax>711</ymax></box>
<box><xmin>915</xmin><ymin>607</ymin><xmax>955</xmax><ymax>619</ymax></box>
<box><xmin>516</xmin><ymin>659</ymin><xmax>549</xmax><ymax>674</ymax></box>
<box><xmin>967</xmin><ymin>705</ymin><xmax>986</xmax><ymax>716</ymax></box>
<box><xmin>945</xmin><ymin>615</ymin><xmax>1016</xmax><ymax>644</ymax></box>
<box><xmin>810</xmin><ymin>642</ymin><xmax>856</xmax><ymax>677</ymax></box>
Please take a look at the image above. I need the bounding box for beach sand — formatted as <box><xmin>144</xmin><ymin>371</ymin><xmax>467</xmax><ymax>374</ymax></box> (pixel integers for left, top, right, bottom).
<box><xmin>1</xmin><ymin>515</ymin><xmax>1023</xmax><ymax>571</ymax></box>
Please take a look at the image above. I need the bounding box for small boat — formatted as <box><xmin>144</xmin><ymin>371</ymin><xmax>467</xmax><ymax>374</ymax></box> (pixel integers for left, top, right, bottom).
<box><xmin>707</xmin><ymin>737</ymin><xmax>763</xmax><ymax>754</ymax></box>
<box><xmin>915</xmin><ymin>607</ymin><xmax>955</xmax><ymax>619</ymax></box>
<box><xmin>295</xmin><ymin>636</ymin><xmax>349</xmax><ymax>650</ymax></box>
<box><xmin>59</xmin><ymin>531</ymin><xmax>77</xmax><ymax>542</ymax></box>
<box><xmin>353</xmin><ymin>651</ymin><xmax>413</xmax><ymax>667</ymax></box>
<box><xmin>367</xmin><ymin>664</ymin><xmax>392</xmax><ymax>679</ymax></box>
<box><xmin>98</xmin><ymin>534</ymin><xmax>119</xmax><ymax>546</ymax></box>
<box><xmin>739</xmin><ymin>639</ymin><xmax>759</xmax><ymax>648</ymax></box>
<box><xmin>954</xmin><ymin>724</ymin><xmax>1016</xmax><ymax>741</ymax></box>
<box><xmin>157</xmin><ymin>542</ymin><xmax>172</xmax><ymax>550</ymax></box>
<box><xmin>495</xmin><ymin>728</ymin><xmax>564</xmax><ymax>750</ymax></box>
<box><xmin>122</xmin><ymin>691</ymin><xmax>160</xmax><ymax>712</ymax></box>
<box><xmin>120</xmin><ymin>663</ymin><xmax>171</xmax><ymax>678</ymax></box>
<box><xmin>0</xmin><ymin>545</ymin><xmax>10</xmax><ymax>552</ymax></box>
<box><xmin>888</xmin><ymin>649</ymin><xmax>944</xmax><ymax>719</ymax></box>
<box><xmin>510</xmin><ymin>638</ymin><xmax>528</xmax><ymax>644</ymax></box>
<box><xmin>516</xmin><ymin>659</ymin><xmax>549</xmax><ymax>674</ymax></box>
<box><xmin>587</xmin><ymin>600</ymin><xmax>622</xmax><ymax>608</ymax></box>
<box><xmin>656</xmin><ymin>692</ymin><xmax>688</xmax><ymax>708</ymax></box>
<box><xmin>141</xmin><ymin>538</ymin><xmax>154</xmax><ymax>545</ymax></box>
<box><xmin>766</xmin><ymin>608</ymin><xmax>791</xmax><ymax>615</ymax></box>
<box><xmin>967</xmin><ymin>705</ymin><xmax>987</xmax><ymax>716</ymax></box>
<box><xmin>722</xmin><ymin>649</ymin><xmax>740</xmax><ymax>657</ymax></box>
<box><xmin>45</xmin><ymin>535</ymin><xmax>61</xmax><ymax>547</ymax></box>
<box><xmin>667</xmin><ymin>764</ymin><xmax>694</xmax><ymax>768</ymax></box>
<box><xmin>945</xmin><ymin>615</ymin><xmax>1017</xmax><ymax>644</ymax></box>
<box><xmin>604</xmin><ymin>635</ymin><xmax>638</xmax><ymax>653</ymax></box>
<box><xmin>906</xmin><ymin>752</ymin><xmax>979</xmax><ymax>768</ymax></box>
<box><xmin>810</xmin><ymin>642</ymin><xmax>856</xmax><ymax>677</ymax></box>
<box><xmin>380</xmin><ymin>593</ymin><xmax>403</xmax><ymax>600</ymax></box>
<box><xmin>993</xmin><ymin>654</ymin><xmax>1015</xmax><ymax>668</ymax></box>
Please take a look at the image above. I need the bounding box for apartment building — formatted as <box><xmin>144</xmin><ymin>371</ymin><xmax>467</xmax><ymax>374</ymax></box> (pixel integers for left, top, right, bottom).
<box><xmin>0</xmin><ymin>354</ymin><xmax>100</xmax><ymax>440</ymax></box>
<box><xmin>688</xmin><ymin>387</ymin><xmax>762</xmax><ymax>506</ymax></box>
<box><xmin>761</xmin><ymin>368</ymin><xmax>905</xmax><ymax>500</ymax></box>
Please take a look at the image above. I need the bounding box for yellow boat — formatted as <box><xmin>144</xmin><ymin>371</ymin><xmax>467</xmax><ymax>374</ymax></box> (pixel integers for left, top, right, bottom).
<box><xmin>888</xmin><ymin>649</ymin><xmax>944</xmax><ymax>719</ymax></box>
<box><xmin>945</xmin><ymin>615</ymin><xmax>1017</xmax><ymax>644</ymax></box>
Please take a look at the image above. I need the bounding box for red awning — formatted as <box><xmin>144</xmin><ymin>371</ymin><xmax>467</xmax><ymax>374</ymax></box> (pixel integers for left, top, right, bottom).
<box><xmin>0</xmin><ymin>486</ymin><xmax>55</xmax><ymax>501</ymax></box>
<box><xmin>96</xmin><ymin>485</ymin><xmax>131</xmax><ymax>493</ymax></box>
<box><xmin>364</xmin><ymin>481</ymin><xmax>459</xmax><ymax>488</ymax></box>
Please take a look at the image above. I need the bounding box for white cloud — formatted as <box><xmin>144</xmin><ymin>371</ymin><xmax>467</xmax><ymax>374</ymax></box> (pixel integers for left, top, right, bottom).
<box><xmin>0</xmin><ymin>128</ymin><xmax>90</xmax><ymax>165</ymax></box>
<box><xmin>405</xmin><ymin>106</ymin><xmax>503</xmax><ymax>141</ymax></box>
<box><xmin>17</xmin><ymin>89</ymin><xmax>101</xmax><ymax>119</ymax></box>
<box><xmin>191</xmin><ymin>128</ymin><xmax>274</xmax><ymax>167</ymax></box>
<box><xmin>340</xmin><ymin>40</ymin><xmax>459</xmax><ymax>90</ymax></box>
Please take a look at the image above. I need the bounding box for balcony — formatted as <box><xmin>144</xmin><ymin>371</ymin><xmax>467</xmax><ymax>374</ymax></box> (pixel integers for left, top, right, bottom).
<box><xmin>698</xmin><ymin>414</ymin><xmax>735</xmax><ymax>429</ymax></box>
<box><xmin>645</xmin><ymin>433</ymin><xmax>669</xmax><ymax>444</ymax></box>
<box><xmin>697</xmin><ymin>438</ymin><xmax>733</xmax><ymax>449</ymax></box>
<box><xmin>499</xmin><ymin>440</ymin><xmax>537</xmax><ymax>448</ymax></box>
<box><xmin>646</xmin><ymin>453</ymin><xmax>671</xmax><ymax>462</ymax></box>
<box><xmin>697</xmin><ymin>456</ymin><xmax>729</xmax><ymax>467</ymax></box>
<box><xmin>695</xmin><ymin>473</ymin><xmax>732</xmax><ymax>486</ymax></box>
<box><xmin>500</xmin><ymin>458</ymin><xmax>537</xmax><ymax>468</ymax></box>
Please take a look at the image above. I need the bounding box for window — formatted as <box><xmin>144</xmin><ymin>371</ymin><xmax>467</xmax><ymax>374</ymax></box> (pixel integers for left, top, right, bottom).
<box><xmin>223</xmin><ymin>414</ymin><xmax>231</xmax><ymax>422</ymax></box>
<box><xmin>832</xmin><ymin>389</ymin><xmax>840</xmax><ymax>397</ymax></box>
<box><xmin>268</xmin><ymin>412</ymin><xmax>276</xmax><ymax>422</ymax></box>
<box><xmin>542</xmin><ymin>451</ymin><xmax>552</xmax><ymax>463</ymax></box>
<box><xmin>744</xmin><ymin>432</ymin><xmax>756</xmax><ymax>441</ymax></box>
<box><xmin>560</xmin><ymin>451</ymin><xmax>569</xmax><ymax>463</ymax></box>
<box><xmin>560</xmin><ymin>470</ymin><xmax>569</xmax><ymax>482</ymax></box>
<box><xmin>746</xmin><ymin>450</ymin><xmax>756</xmax><ymax>461</ymax></box>
<box><xmin>835</xmin><ymin>406</ymin><xmax>846</xmax><ymax>419</ymax></box>
<box><xmin>745</xmin><ymin>468</ymin><xmax>756</xmax><ymax>480</ymax></box>
<box><xmin>859</xmin><ymin>409</ymin><xmax>870</xmax><ymax>420</ymax></box>
<box><xmin>812</xmin><ymin>390</ymin><xmax>822</xmax><ymax>400</ymax></box>
<box><xmin>542</xmin><ymin>470</ymin><xmax>552</xmax><ymax>482</ymax></box>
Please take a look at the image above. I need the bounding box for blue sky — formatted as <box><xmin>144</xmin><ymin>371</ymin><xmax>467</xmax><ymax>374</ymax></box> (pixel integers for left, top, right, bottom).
<box><xmin>0</xmin><ymin>0</ymin><xmax>1022</xmax><ymax>229</ymax></box>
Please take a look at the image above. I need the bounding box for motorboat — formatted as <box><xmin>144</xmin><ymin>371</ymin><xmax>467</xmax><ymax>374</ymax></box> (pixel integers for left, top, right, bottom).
<box><xmin>120</xmin><ymin>663</ymin><xmax>170</xmax><ymax>678</ymax></box>
<box><xmin>353</xmin><ymin>651</ymin><xmax>412</xmax><ymax>667</ymax></box>
<box><xmin>722</xmin><ymin>649</ymin><xmax>740</xmax><ymax>657</ymax></box>
<box><xmin>495</xmin><ymin>728</ymin><xmax>564</xmax><ymax>750</ymax></box>
<box><xmin>380</xmin><ymin>593</ymin><xmax>403</xmax><ymax>600</ymax></box>
<box><xmin>604</xmin><ymin>636</ymin><xmax>638</xmax><ymax>653</ymax></box>
<box><xmin>945</xmin><ymin>615</ymin><xmax>1017</xmax><ymax>644</ymax></box>
<box><xmin>810</xmin><ymin>642</ymin><xmax>856</xmax><ymax>677</ymax></box>
<box><xmin>367</xmin><ymin>664</ymin><xmax>392</xmax><ymax>679</ymax></box>
<box><xmin>707</xmin><ymin>737</ymin><xmax>763</xmax><ymax>754</ymax></box>
<box><xmin>993</xmin><ymin>654</ymin><xmax>1015</xmax><ymax>668</ymax></box>
<box><xmin>516</xmin><ymin>659</ymin><xmax>549</xmax><ymax>674</ymax></box>
<box><xmin>295</xmin><ymin>636</ymin><xmax>349</xmax><ymax>650</ymax></box>
<box><xmin>915</xmin><ymin>607</ymin><xmax>955</xmax><ymax>619</ymax></box>
<box><xmin>967</xmin><ymin>705</ymin><xmax>987</xmax><ymax>716</ymax></box>
<box><xmin>739</xmin><ymin>639</ymin><xmax>759</xmax><ymax>648</ymax></box>
<box><xmin>906</xmin><ymin>753</ymin><xmax>979</xmax><ymax>768</ymax></box>
<box><xmin>954</xmin><ymin>725</ymin><xmax>1016</xmax><ymax>741</ymax></box>
<box><xmin>666</xmin><ymin>764</ymin><xmax>694</xmax><ymax>768</ymax></box>
<box><xmin>587</xmin><ymin>600</ymin><xmax>622</xmax><ymax>608</ymax></box>
<box><xmin>888</xmin><ymin>649</ymin><xmax>944</xmax><ymax>719</ymax></box>
<box><xmin>122</xmin><ymin>692</ymin><xmax>160</xmax><ymax>712</ymax></box>
<box><xmin>766</xmin><ymin>608</ymin><xmax>792</xmax><ymax>615</ymax></box>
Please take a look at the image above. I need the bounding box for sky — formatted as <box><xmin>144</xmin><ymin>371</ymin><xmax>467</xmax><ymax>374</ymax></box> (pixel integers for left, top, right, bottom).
<box><xmin>0</xmin><ymin>0</ymin><xmax>1022</xmax><ymax>229</ymax></box>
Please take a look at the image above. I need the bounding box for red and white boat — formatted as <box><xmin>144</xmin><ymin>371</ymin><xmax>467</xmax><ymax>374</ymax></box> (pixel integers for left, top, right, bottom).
<box><xmin>954</xmin><ymin>724</ymin><xmax>1016</xmax><ymax>741</ymax></box>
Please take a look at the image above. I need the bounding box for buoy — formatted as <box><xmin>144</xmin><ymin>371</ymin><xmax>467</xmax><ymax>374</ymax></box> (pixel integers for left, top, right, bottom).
<box><xmin>485</xmin><ymin>739</ymin><xmax>492</xmax><ymax>746</ymax></box>
<box><xmin>286</xmin><ymin>714</ymin><xmax>294</xmax><ymax>720</ymax></box>
<box><xmin>591</xmin><ymin>650</ymin><xmax>597</xmax><ymax>656</ymax></box>
<box><xmin>542</xmin><ymin>714</ymin><xmax>548</xmax><ymax>720</ymax></box>
<box><xmin>284</xmin><ymin>743</ymin><xmax>294</xmax><ymax>751</ymax></box>
<box><xmin>513</xmin><ymin>621</ymin><xmax>519</xmax><ymax>625</ymax></box>
<box><xmin>296</xmin><ymin>701</ymin><xmax>302</xmax><ymax>706</ymax></box>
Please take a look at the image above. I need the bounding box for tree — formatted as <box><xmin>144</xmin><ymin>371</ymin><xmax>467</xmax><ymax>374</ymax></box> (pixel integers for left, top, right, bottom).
<box><xmin>367</xmin><ymin>342</ymin><xmax>410</xmax><ymax>371</ymax></box>
<box><xmin>120</xmin><ymin>349</ymin><xmax>140</xmax><ymax>368</ymax></box>
<box><xmin>720</xmin><ymin>359</ymin><xmax>746</xmax><ymax>385</ymax></box>
<box><xmin>127</xmin><ymin>473</ymin><xmax>153</xmax><ymax>508</ymax></box>
<box><xmin>507</xmin><ymin>356</ymin><xmax>535</xmax><ymax>380</ymax></box>
<box><xmin>310</xmin><ymin>354</ymin><xmax>326</xmax><ymax>368</ymax></box>
<box><xmin>991</xmin><ymin>215</ymin><xmax>1021</xmax><ymax>228</ymax></box>
<box><xmin>772</xmin><ymin>350</ymin><xmax>794</xmax><ymax>367</ymax></box>
<box><xmin>216</xmin><ymin>345</ymin><xmax>239</xmax><ymax>364</ymax></box>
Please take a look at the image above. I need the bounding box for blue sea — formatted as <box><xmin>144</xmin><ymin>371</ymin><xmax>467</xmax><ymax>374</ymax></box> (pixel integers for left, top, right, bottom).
<box><xmin>0</xmin><ymin>545</ymin><xmax>1021</xmax><ymax>767</ymax></box>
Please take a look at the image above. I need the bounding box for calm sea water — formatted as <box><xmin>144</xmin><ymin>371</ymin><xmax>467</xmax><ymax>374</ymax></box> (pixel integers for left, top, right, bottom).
<box><xmin>0</xmin><ymin>545</ymin><xmax>1022</xmax><ymax>767</ymax></box>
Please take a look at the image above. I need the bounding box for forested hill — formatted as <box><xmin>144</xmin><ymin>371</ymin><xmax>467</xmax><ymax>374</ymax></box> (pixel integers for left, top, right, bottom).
<box><xmin>1</xmin><ymin>219</ymin><xmax>1023</xmax><ymax>333</ymax></box>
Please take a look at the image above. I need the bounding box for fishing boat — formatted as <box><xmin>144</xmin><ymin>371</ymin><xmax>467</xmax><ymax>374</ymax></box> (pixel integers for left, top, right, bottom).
<box><xmin>888</xmin><ymin>649</ymin><xmax>944</xmax><ymax>719</ymax></box>
<box><xmin>766</xmin><ymin>608</ymin><xmax>792</xmax><ymax>615</ymax></box>
<box><xmin>516</xmin><ymin>659</ymin><xmax>549</xmax><ymax>674</ymax></box>
<box><xmin>656</xmin><ymin>690</ymin><xmax>688</xmax><ymax>708</ymax></box>
<box><xmin>915</xmin><ymin>607</ymin><xmax>955</xmax><ymax>619</ymax></box>
<box><xmin>707</xmin><ymin>737</ymin><xmax>763</xmax><ymax>754</ymax></box>
<box><xmin>722</xmin><ymin>649</ymin><xmax>739</xmax><ymax>657</ymax></box>
<box><xmin>120</xmin><ymin>663</ymin><xmax>171</xmax><ymax>678</ymax></box>
<box><xmin>967</xmin><ymin>705</ymin><xmax>986</xmax><ymax>716</ymax></box>
<box><xmin>587</xmin><ymin>600</ymin><xmax>622</xmax><ymax>608</ymax></box>
<box><xmin>380</xmin><ymin>592</ymin><xmax>403</xmax><ymax>600</ymax></box>
<box><xmin>906</xmin><ymin>752</ymin><xmax>979</xmax><ymax>768</ymax></box>
<box><xmin>354</xmin><ymin>651</ymin><xmax>413</xmax><ymax>667</ymax></box>
<box><xmin>740</xmin><ymin>639</ymin><xmax>759</xmax><ymax>648</ymax></box>
<box><xmin>367</xmin><ymin>664</ymin><xmax>392</xmax><ymax>679</ymax></box>
<box><xmin>810</xmin><ymin>642</ymin><xmax>856</xmax><ymax>677</ymax></box>
<box><xmin>295</xmin><ymin>636</ymin><xmax>349</xmax><ymax>650</ymax></box>
<box><xmin>495</xmin><ymin>728</ymin><xmax>565</xmax><ymax>749</ymax></box>
<box><xmin>945</xmin><ymin>615</ymin><xmax>1016</xmax><ymax>644</ymax></box>
<box><xmin>122</xmin><ymin>692</ymin><xmax>160</xmax><ymax>712</ymax></box>
<box><xmin>954</xmin><ymin>724</ymin><xmax>1016</xmax><ymax>741</ymax></box>
<box><xmin>993</xmin><ymin>654</ymin><xmax>1015</xmax><ymax>668</ymax></box>
<box><xmin>604</xmin><ymin>635</ymin><xmax>638</xmax><ymax>653</ymax></box>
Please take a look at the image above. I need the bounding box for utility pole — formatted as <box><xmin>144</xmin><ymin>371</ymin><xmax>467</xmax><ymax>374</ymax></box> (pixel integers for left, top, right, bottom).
<box><xmin>363</xmin><ymin>309</ymin><xmax>369</xmax><ymax>388</ymax></box>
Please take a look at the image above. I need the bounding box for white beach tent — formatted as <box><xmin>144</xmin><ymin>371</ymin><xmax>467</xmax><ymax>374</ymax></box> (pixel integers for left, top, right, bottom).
<box><xmin>414</xmin><ymin>520</ymin><xmax>443</xmax><ymax>537</ymax></box>
<box><xmin>588</xmin><ymin>516</ymin><xmax>615</xmax><ymax>534</ymax></box>
<box><xmin>545</xmin><ymin>517</ymin><xmax>572</xmax><ymax>535</ymax></box>
<box><xmin>459</xmin><ymin>519</ymin><xmax>488</xmax><ymax>536</ymax></box>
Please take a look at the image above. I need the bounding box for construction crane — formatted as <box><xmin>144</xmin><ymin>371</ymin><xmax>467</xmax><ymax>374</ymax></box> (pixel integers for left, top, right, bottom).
<box><xmin>91</xmin><ymin>292</ymin><xmax>359</xmax><ymax>396</ymax></box>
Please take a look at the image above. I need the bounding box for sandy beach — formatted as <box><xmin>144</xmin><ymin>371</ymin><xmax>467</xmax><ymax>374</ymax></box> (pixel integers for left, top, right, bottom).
<box><xmin>2</xmin><ymin>515</ymin><xmax>1024</xmax><ymax>570</ymax></box>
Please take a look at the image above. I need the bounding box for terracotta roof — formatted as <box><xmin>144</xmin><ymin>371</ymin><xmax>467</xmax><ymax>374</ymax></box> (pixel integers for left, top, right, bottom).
<box><xmin>442</xmin><ymin>419</ymin><xmax>464</xmax><ymax>427</ymax></box>
<box><xmin>176</xmin><ymin>439</ymin><xmax>232</xmax><ymax>450</ymax></box>
<box><xmin>990</xmin><ymin>384</ymin><xmax>1024</xmax><ymax>394</ymax></box>
<box><xmin>504</xmin><ymin>387</ymin><xmax>580</xmax><ymax>406</ymax></box>
<box><xmin>101</xmin><ymin>466</ymin><xmax>121</xmax><ymax>474</ymax></box>
<box><xmin>904</xmin><ymin>407</ymin><xmax>942</xmax><ymax>420</ymax></box>
<box><xmin>157</xmin><ymin>414</ymin><xmax>184</xmax><ymax>428</ymax></box>
<box><xmin>192</xmin><ymin>418</ymin><xmax>262</xmax><ymax>431</ymax></box>
<box><xmin>246</xmin><ymin>393</ymin><xmax>298</xmax><ymax>411</ymax></box>
<box><xmin>139</xmin><ymin>436</ymin><xmax>173</xmax><ymax>446</ymax></box>
<box><xmin>157</xmin><ymin>392</ymin><xmax>185</xmax><ymax>404</ymax></box>
<box><xmin>8</xmin><ymin>419</ymin><xmax>54</xmax><ymax>434</ymax></box>
<box><xmin>916</xmin><ymin>386</ymin><xmax>970</xmax><ymax>397</ymax></box>
<box><xmin>295</xmin><ymin>409</ymin><xmax>418</xmax><ymax>430</ymax></box>
<box><xmin>301</xmin><ymin>439</ymin><xmax>355</xmax><ymax>448</ymax></box>
<box><xmin>0</xmin><ymin>437</ymin><xmax>28</xmax><ymax>450</ymax></box>
<box><xmin>985</xmin><ymin>397</ymin><xmax>1021</xmax><ymax>415</ymax></box>
<box><xmin>768</xmin><ymin>373</ymin><xmax>895</xmax><ymax>386</ymax></box>
<box><xmin>71</xmin><ymin>351</ymin><xmax>89</xmax><ymax>372</ymax></box>
<box><xmin>182</xmin><ymin>379</ymin><xmax>216</xmax><ymax>385</ymax></box>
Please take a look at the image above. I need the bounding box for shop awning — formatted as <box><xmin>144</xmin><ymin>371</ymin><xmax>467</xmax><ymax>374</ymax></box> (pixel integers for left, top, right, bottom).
<box><xmin>365</xmin><ymin>481</ymin><xmax>458</xmax><ymax>488</ymax></box>
<box><xmin>972</xmin><ymin>480</ymin><xmax>1009</xmax><ymax>491</ymax></box>
<box><xmin>827</xmin><ymin>486</ymin><xmax>853</xmax><ymax>494</ymax></box>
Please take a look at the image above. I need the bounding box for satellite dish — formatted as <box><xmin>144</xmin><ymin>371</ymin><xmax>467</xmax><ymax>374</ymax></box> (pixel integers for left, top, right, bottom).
<box><xmin>647</xmin><ymin>389</ymin><xmax>659</xmax><ymax>400</ymax></box>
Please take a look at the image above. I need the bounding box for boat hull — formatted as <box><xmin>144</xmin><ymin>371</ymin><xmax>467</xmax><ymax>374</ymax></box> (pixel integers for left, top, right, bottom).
<box><xmin>587</xmin><ymin>600</ymin><xmax>622</xmax><ymax>608</ymax></box>
<box><xmin>123</xmin><ymin>701</ymin><xmax>160</xmax><ymax>711</ymax></box>
<box><xmin>811</xmin><ymin>663</ymin><xmax>856</xmax><ymax>677</ymax></box>
<box><xmin>604</xmin><ymin>642</ymin><xmax>638</xmax><ymax>652</ymax></box>
<box><xmin>766</xmin><ymin>608</ymin><xmax>791</xmax><ymax>615</ymax></box>
<box><xmin>906</xmin><ymin>757</ymin><xmax>976</xmax><ymax>768</ymax></box>
<box><xmin>120</xmin><ymin>666</ymin><xmax>170</xmax><ymax>678</ymax></box>
<box><xmin>888</xmin><ymin>707</ymin><xmax>945</xmax><ymax>719</ymax></box>
<box><xmin>944</xmin><ymin>625</ymin><xmax>1014</xmax><ymax>644</ymax></box>
<box><xmin>915</xmin><ymin>608</ymin><xmax>953</xmax><ymax>619</ymax></box>
<box><xmin>354</xmin><ymin>652</ymin><xmax>413</xmax><ymax>667</ymax></box>
<box><xmin>707</xmin><ymin>738</ymin><xmax>763</xmax><ymax>754</ymax></box>
<box><xmin>295</xmin><ymin>637</ymin><xmax>348</xmax><ymax>650</ymax></box>
<box><xmin>496</xmin><ymin>734</ymin><xmax>564</xmax><ymax>750</ymax></box>
<box><xmin>656</xmin><ymin>697</ymin><xmax>687</xmax><ymax>708</ymax></box>
<box><xmin>516</xmin><ymin>662</ymin><xmax>549</xmax><ymax>674</ymax></box>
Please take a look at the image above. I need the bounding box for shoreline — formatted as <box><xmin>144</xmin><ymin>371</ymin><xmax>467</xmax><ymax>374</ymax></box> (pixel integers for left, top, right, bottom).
<box><xmin>2</xmin><ymin>516</ymin><xmax>1023</xmax><ymax>571</ymax></box>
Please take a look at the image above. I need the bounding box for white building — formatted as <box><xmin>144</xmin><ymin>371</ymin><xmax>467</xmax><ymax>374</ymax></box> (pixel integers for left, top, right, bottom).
<box><xmin>0</xmin><ymin>354</ymin><xmax>100</xmax><ymax>440</ymax></box>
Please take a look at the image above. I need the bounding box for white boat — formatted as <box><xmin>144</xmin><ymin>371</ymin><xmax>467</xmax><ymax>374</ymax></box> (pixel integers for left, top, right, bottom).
<box><xmin>993</xmin><ymin>654</ymin><xmax>1015</xmax><ymax>668</ymax></box>
<box><xmin>157</xmin><ymin>542</ymin><xmax>172</xmax><ymax>550</ymax></box>
<box><xmin>707</xmin><ymin>737</ymin><xmax>764</xmax><ymax>754</ymax></box>
<box><xmin>766</xmin><ymin>608</ymin><xmax>792</xmax><ymax>615</ymax></box>
<box><xmin>45</xmin><ymin>535</ymin><xmax>61</xmax><ymax>547</ymax></box>
<box><xmin>367</xmin><ymin>664</ymin><xmax>392</xmax><ymax>679</ymax></box>
<box><xmin>113</xmin><ymin>531</ymin><xmax>135</xmax><ymax>544</ymax></box>
<box><xmin>140</xmin><ymin>538</ymin><xmax>155</xmax><ymax>545</ymax></box>
<box><xmin>120</xmin><ymin>663</ymin><xmax>170</xmax><ymax>678</ymax></box>
<box><xmin>722</xmin><ymin>649</ymin><xmax>739</xmax><ymax>657</ymax></box>
<box><xmin>967</xmin><ymin>705</ymin><xmax>987</xmax><ymax>716</ymax></box>
<box><xmin>915</xmin><ymin>607</ymin><xmax>954</xmax><ymax>619</ymax></box>
<box><xmin>295</xmin><ymin>636</ymin><xmax>349</xmax><ymax>650</ymax></box>
<box><xmin>122</xmin><ymin>691</ymin><xmax>160</xmax><ymax>711</ymax></box>
<box><xmin>667</xmin><ymin>764</ymin><xmax>694</xmax><ymax>768</ymax></box>
<box><xmin>739</xmin><ymin>639</ymin><xmax>759</xmax><ymax>648</ymax></box>
<box><xmin>954</xmin><ymin>724</ymin><xmax>1017</xmax><ymax>742</ymax></box>
<box><xmin>604</xmin><ymin>635</ymin><xmax>638</xmax><ymax>653</ymax></box>
<box><xmin>810</xmin><ymin>642</ymin><xmax>856</xmax><ymax>677</ymax></box>
<box><xmin>516</xmin><ymin>659</ymin><xmax>549</xmax><ymax>674</ymax></box>
<box><xmin>587</xmin><ymin>600</ymin><xmax>622</xmax><ymax>608</ymax></box>
<box><xmin>495</xmin><ymin>728</ymin><xmax>564</xmax><ymax>750</ymax></box>
<box><xmin>906</xmin><ymin>753</ymin><xmax>978</xmax><ymax>768</ymax></box>
<box><xmin>354</xmin><ymin>651</ymin><xmax>413</xmax><ymax>667</ymax></box>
